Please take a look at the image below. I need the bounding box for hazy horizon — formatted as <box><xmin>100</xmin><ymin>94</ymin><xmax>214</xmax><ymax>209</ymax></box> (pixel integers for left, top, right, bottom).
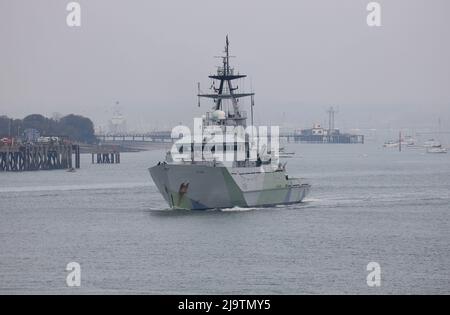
<box><xmin>1</xmin><ymin>0</ymin><xmax>449</xmax><ymax>132</ymax></box>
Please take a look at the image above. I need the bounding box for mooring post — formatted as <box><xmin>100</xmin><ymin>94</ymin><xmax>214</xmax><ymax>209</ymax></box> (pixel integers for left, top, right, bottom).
<box><xmin>75</xmin><ymin>145</ymin><xmax>80</xmax><ymax>168</ymax></box>
<box><xmin>68</xmin><ymin>145</ymin><xmax>72</xmax><ymax>169</ymax></box>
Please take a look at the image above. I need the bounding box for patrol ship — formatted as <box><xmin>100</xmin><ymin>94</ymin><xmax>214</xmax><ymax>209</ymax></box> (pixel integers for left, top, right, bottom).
<box><xmin>149</xmin><ymin>37</ymin><xmax>310</xmax><ymax>210</ymax></box>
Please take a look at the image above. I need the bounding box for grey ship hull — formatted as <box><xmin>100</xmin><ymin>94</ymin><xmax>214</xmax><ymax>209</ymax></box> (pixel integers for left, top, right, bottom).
<box><xmin>149</xmin><ymin>163</ymin><xmax>310</xmax><ymax>210</ymax></box>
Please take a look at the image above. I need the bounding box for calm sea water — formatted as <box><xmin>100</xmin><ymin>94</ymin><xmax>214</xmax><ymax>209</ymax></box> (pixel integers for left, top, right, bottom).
<box><xmin>0</xmin><ymin>142</ymin><xmax>449</xmax><ymax>294</ymax></box>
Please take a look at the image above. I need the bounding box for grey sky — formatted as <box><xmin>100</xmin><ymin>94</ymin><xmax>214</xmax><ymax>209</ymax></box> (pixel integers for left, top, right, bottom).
<box><xmin>1</xmin><ymin>0</ymin><xmax>449</xmax><ymax>131</ymax></box>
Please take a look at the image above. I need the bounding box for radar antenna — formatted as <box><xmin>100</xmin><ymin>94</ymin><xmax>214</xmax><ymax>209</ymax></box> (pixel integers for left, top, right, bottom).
<box><xmin>197</xmin><ymin>35</ymin><xmax>254</xmax><ymax>126</ymax></box>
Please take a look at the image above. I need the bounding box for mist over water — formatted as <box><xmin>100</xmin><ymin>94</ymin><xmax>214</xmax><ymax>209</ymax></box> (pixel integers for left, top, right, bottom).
<box><xmin>1</xmin><ymin>142</ymin><xmax>448</xmax><ymax>294</ymax></box>
<box><xmin>1</xmin><ymin>0</ymin><xmax>450</xmax><ymax>130</ymax></box>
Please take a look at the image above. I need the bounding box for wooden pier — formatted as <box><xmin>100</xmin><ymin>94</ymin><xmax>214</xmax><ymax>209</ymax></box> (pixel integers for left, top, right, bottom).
<box><xmin>91</xmin><ymin>149</ymin><xmax>120</xmax><ymax>164</ymax></box>
<box><xmin>95</xmin><ymin>131</ymin><xmax>173</xmax><ymax>143</ymax></box>
<box><xmin>283</xmin><ymin>133</ymin><xmax>365</xmax><ymax>144</ymax></box>
<box><xmin>0</xmin><ymin>143</ymin><xmax>80</xmax><ymax>172</ymax></box>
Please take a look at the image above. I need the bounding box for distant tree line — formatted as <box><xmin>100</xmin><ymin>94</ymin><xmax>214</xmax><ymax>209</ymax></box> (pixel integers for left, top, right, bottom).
<box><xmin>0</xmin><ymin>114</ymin><xmax>97</xmax><ymax>144</ymax></box>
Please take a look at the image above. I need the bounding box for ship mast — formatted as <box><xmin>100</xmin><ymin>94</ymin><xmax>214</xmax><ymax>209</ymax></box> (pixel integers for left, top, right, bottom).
<box><xmin>197</xmin><ymin>36</ymin><xmax>254</xmax><ymax>126</ymax></box>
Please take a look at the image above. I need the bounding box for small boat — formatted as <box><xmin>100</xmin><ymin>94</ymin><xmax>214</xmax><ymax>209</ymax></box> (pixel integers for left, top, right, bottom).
<box><xmin>383</xmin><ymin>140</ymin><xmax>398</xmax><ymax>148</ymax></box>
<box><xmin>427</xmin><ymin>144</ymin><xmax>447</xmax><ymax>154</ymax></box>
<box><xmin>402</xmin><ymin>136</ymin><xmax>416</xmax><ymax>147</ymax></box>
<box><xmin>424</xmin><ymin>139</ymin><xmax>440</xmax><ymax>148</ymax></box>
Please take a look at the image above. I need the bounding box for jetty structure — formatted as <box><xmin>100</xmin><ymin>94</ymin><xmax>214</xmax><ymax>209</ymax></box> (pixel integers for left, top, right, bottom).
<box><xmin>290</xmin><ymin>107</ymin><xmax>364</xmax><ymax>144</ymax></box>
<box><xmin>90</xmin><ymin>146</ymin><xmax>121</xmax><ymax>164</ymax></box>
<box><xmin>96</xmin><ymin>107</ymin><xmax>364</xmax><ymax>145</ymax></box>
<box><xmin>0</xmin><ymin>141</ymin><xmax>80</xmax><ymax>172</ymax></box>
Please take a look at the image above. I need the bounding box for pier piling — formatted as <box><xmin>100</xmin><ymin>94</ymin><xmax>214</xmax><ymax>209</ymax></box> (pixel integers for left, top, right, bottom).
<box><xmin>0</xmin><ymin>143</ymin><xmax>80</xmax><ymax>172</ymax></box>
<box><xmin>91</xmin><ymin>148</ymin><xmax>120</xmax><ymax>164</ymax></box>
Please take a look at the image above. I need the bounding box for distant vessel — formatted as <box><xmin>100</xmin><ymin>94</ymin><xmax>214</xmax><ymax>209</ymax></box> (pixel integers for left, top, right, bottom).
<box><xmin>402</xmin><ymin>136</ymin><xmax>416</xmax><ymax>147</ymax></box>
<box><xmin>425</xmin><ymin>119</ymin><xmax>448</xmax><ymax>153</ymax></box>
<box><xmin>149</xmin><ymin>37</ymin><xmax>310</xmax><ymax>210</ymax></box>
<box><xmin>427</xmin><ymin>144</ymin><xmax>447</xmax><ymax>154</ymax></box>
<box><xmin>424</xmin><ymin>139</ymin><xmax>440</xmax><ymax>148</ymax></box>
<box><xmin>384</xmin><ymin>136</ymin><xmax>417</xmax><ymax>149</ymax></box>
<box><xmin>383</xmin><ymin>140</ymin><xmax>398</xmax><ymax>148</ymax></box>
